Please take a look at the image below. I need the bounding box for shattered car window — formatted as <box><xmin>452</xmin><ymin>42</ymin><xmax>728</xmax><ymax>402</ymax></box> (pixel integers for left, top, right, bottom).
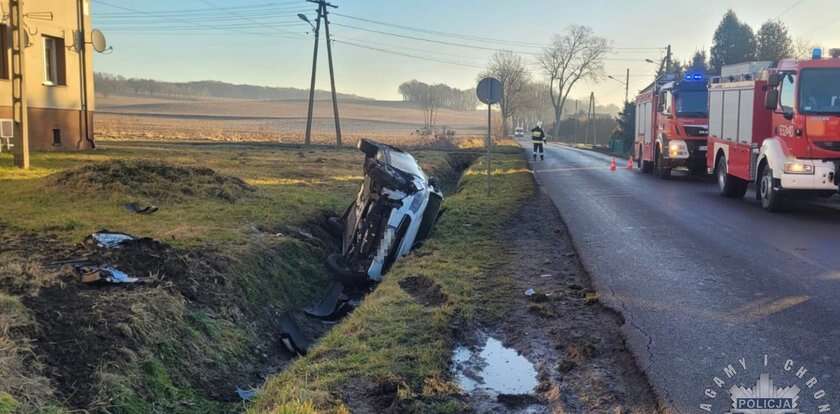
<box><xmin>377</xmin><ymin>150</ymin><xmax>426</xmax><ymax>179</ymax></box>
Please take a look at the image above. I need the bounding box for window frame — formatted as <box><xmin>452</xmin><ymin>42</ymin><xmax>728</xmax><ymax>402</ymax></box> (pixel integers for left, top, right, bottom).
<box><xmin>42</xmin><ymin>35</ymin><xmax>66</xmax><ymax>86</ymax></box>
<box><xmin>778</xmin><ymin>72</ymin><xmax>797</xmax><ymax>114</ymax></box>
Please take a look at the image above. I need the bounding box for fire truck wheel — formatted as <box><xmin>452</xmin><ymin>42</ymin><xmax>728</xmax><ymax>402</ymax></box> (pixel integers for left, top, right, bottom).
<box><xmin>759</xmin><ymin>166</ymin><xmax>787</xmax><ymax>212</ymax></box>
<box><xmin>654</xmin><ymin>148</ymin><xmax>671</xmax><ymax>179</ymax></box>
<box><xmin>716</xmin><ymin>156</ymin><xmax>747</xmax><ymax>198</ymax></box>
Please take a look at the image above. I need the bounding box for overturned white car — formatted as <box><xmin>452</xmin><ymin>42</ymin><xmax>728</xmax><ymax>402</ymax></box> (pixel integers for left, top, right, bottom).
<box><xmin>327</xmin><ymin>139</ymin><xmax>444</xmax><ymax>286</ymax></box>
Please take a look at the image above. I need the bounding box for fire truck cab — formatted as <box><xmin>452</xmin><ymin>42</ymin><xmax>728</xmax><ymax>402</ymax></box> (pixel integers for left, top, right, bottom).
<box><xmin>708</xmin><ymin>49</ymin><xmax>840</xmax><ymax>211</ymax></box>
<box><xmin>635</xmin><ymin>72</ymin><xmax>710</xmax><ymax>177</ymax></box>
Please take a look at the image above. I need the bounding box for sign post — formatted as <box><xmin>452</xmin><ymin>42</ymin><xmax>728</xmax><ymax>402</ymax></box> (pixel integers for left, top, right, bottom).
<box><xmin>476</xmin><ymin>77</ymin><xmax>502</xmax><ymax>195</ymax></box>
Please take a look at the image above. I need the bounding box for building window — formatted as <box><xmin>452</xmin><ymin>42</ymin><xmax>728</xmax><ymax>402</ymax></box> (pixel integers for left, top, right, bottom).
<box><xmin>52</xmin><ymin>129</ymin><xmax>61</xmax><ymax>146</ymax></box>
<box><xmin>43</xmin><ymin>35</ymin><xmax>66</xmax><ymax>86</ymax></box>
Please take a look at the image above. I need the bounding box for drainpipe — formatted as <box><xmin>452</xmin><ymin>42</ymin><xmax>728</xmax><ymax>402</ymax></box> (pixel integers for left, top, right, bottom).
<box><xmin>76</xmin><ymin>0</ymin><xmax>94</xmax><ymax>149</ymax></box>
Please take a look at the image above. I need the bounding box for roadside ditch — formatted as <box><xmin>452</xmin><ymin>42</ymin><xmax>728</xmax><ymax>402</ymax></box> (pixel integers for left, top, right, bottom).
<box><xmin>0</xmin><ymin>150</ymin><xmax>478</xmax><ymax>414</ymax></box>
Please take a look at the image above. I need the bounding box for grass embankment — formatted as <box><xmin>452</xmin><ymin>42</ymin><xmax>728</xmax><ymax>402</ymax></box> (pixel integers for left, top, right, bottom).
<box><xmin>252</xmin><ymin>145</ymin><xmax>533</xmax><ymax>414</ymax></box>
<box><xmin>0</xmin><ymin>142</ymin><xmax>458</xmax><ymax>414</ymax></box>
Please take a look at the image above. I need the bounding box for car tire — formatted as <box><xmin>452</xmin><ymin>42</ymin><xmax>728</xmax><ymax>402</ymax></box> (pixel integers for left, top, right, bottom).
<box><xmin>326</xmin><ymin>217</ymin><xmax>344</xmax><ymax>239</ymax></box>
<box><xmin>759</xmin><ymin>165</ymin><xmax>787</xmax><ymax>212</ymax></box>
<box><xmin>716</xmin><ymin>156</ymin><xmax>747</xmax><ymax>198</ymax></box>
<box><xmin>358</xmin><ymin>139</ymin><xmax>379</xmax><ymax>158</ymax></box>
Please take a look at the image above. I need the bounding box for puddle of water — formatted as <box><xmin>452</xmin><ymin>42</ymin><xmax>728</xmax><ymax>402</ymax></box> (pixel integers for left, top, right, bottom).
<box><xmin>452</xmin><ymin>336</ymin><xmax>538</xmax><ymax>395</ymax></box>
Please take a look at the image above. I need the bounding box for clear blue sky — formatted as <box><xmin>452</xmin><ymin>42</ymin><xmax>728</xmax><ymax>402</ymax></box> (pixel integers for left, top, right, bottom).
<box><xmin>92</xmin><ymin>0</ymin><xmax>840</xmax><ymax>106</ymax></box>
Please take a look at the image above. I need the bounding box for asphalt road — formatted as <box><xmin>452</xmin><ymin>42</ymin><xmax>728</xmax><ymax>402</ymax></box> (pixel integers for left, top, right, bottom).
<box><xmin>526</xmin><ymin>141</ymin><xmax>840</xmax><ymax>413</ymax></box>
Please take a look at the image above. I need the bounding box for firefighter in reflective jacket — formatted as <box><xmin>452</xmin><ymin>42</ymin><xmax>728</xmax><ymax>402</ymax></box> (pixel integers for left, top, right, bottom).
<box><xmin>531</xmin><ymin>124</ymin><xmax>546</xmax><ymax>161</ymax></box>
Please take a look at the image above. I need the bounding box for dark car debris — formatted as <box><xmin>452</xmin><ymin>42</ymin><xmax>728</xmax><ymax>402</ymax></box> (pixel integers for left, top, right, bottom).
<box><xmin>124</xmin><ymin>202</ymin><xmax>159</xmax><ymax>215</ymax></box>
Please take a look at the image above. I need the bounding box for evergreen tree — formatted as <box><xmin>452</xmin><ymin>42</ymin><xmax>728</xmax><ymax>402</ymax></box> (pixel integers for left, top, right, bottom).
<box><xmin>610</xmin><ymin>101</ymin><xmax>636</xmax><ymax>155</ymax></box>
<box><xmin>755</xmin><ymin>20</ymin><xmax>794</xmax><ymax>62</ymax></box>
<box><xmin>689</xmin><ymin>50</ymin><xmax>710</xmax><ymax>73</ymax></box>
<box><xmin>710</xmin><ymin>10</ymin><xmax>756</xmax><ymax>74</ymax></box>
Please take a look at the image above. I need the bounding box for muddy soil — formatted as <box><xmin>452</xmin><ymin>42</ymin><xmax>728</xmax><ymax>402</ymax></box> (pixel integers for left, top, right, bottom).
<box><xmin>462</xmin><ymin>192</ymin><xmax>661</xmax><ymax>413</ymax></box>
<box><xmin>0</xmin><ymin>218</ymin><xmax>338</xmax><ymax>411</ymax></box>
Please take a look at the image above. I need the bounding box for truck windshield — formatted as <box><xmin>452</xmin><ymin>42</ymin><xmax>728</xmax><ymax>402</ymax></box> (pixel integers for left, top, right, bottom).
<box><xmin>676</xmin><ymin>91</ymin><xmax>708</xmax><ymax>117</ymax></box>
<box><xmin>799</xmin><ymin>69</ymin><xmax>840</xmax><ymax>115</ymax></box>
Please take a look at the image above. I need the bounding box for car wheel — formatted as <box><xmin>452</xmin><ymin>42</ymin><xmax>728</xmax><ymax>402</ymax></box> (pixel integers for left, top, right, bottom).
<box><xmin>326</xmin><ymin>216</ymin><xmax>344</xmax><ymax>239</ymax></box>
<box><xmin>759</xmin><ymin>166</ymin><xmax>786</xmax><ymax>212</ymax></box>
<box><xmin>716</xmin><ymin>156</ymin><xmax>747</xmax><ymax>198</ymax></box>
<box><xmin>358</xmin><ymin>139</ymin><xmax>379</xmax><ymax>158</ymax></box>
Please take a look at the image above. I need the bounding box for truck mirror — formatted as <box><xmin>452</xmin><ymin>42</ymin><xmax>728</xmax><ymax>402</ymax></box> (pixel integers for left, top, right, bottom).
<box><xmin>764</xmin><ymin>89</ymin><xmax>779</xmax><ymax>110</ymax></box>
<box><xmin>767</xmin><ymin>73</ymin><xmax>782</xmax><ymax>88</ymax></box>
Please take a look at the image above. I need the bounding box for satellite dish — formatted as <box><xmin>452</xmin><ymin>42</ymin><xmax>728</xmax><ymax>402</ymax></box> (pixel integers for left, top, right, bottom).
<box><xmin>91</xmin><ymin>29</ymin><xmax>108</xmax><ymax>53</ymax></box>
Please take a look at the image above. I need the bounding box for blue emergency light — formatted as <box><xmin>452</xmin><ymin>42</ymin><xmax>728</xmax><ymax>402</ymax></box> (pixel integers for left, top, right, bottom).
<box><xmin>813</xmin><ymin>48</ymin><xmax>823</xmax><ymax>60</ymax></box>
<box><xmin>684</xmin><ymin>72</ymin><xmax>705</xmax><ymax>82</ymax></box>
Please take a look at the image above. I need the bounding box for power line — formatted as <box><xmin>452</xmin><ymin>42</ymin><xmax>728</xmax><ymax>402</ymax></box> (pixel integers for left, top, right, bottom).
<box><xmin>332</xmin><ymin>22</ymin><xmax>659</xmax><ymax>62</ymax></box>
<box><xmin>775</xmin><ymin>0</ymin><xmax>807</xmax><ymax>19</ymax></box>
<box><xmin>92</xmin><ymin>0</ymin><xmax>305</xmax><ymax>37</ymax></box>
<box><xmin>94</xmin><ymin>2</ymin><xmax>302</xmax><ymax>17</ymax></box>
<box><xmin>330</xmin><ymin>12</ymin><xmax>666</xmax><ymax>53</ymax></box>
<box><xmin>332</xmin><ymin>12</ymin><xmax>549</xmax><ymax>49</ymax></box>
<box><xmin>333</xmin><ymin>39</ymin><xmax>485</xmax><ymax>69</ymax></box>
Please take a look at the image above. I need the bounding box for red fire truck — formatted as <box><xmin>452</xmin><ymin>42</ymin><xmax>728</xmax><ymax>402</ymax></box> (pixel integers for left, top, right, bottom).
<box><xmin>707</xmin><ymin>49</ymin><xmax>840</xmax><ymax>211</ymax></box>
<box><xmin>635</xmin><ymin>72</ymin><xmax>710</xmax><ymax>177</ymax></box>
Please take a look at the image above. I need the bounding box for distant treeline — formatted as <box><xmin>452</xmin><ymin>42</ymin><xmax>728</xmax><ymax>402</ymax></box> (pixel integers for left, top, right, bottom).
<box><xmin>94</xmin><ymin>73</ymin><xmax>370</xmax><ymax>101</ymax></box>
<box><xmin>398</xmin><ymin>80</ymin><xmax>478</xmax><ymax>112</ymax></box>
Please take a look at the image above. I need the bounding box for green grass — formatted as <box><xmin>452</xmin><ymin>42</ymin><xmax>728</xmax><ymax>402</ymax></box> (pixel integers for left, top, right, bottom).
<box><xmin>0</xmin><ymin>142</ymin><xmax>455</xmax><ymax>249</ymax></box>
<box><xmin>0</xmin><ymin>140</ymin><xmax>468</xmax><ymax>414</ymax></box>
<box><xmin>250</xmin><ymin>148</ymin><xmax>533</xmax><ymax>413</ymax></box>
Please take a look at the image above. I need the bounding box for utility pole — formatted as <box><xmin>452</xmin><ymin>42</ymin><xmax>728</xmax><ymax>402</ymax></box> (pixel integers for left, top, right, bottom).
<box><xmin>321</xmin><ymin>2</ymin><xmax>341</xmax><ymax>147</ymax></box>
<box><xmin>10</xmin><ymin>0</ymin><xmax>29</xmax><ymax>169</ymax></box>
<box><xmin>665</xmin><ymin>44</ymin><xmax>672</xmax><ymax>73</ymax></box>
<box><xmin>302</xmin><ymin>7</ymin><xmax>322</xmax><ymax>146</ymax></box>
<box><xmin>302</xmin><ymin>0</ymin><xmax>341</xmax><ymax>147</ymax></box>
<box><xmin>625</xmin><ymin>68</ymin><xmax>630</xmax><ymax>103</ymax></box>
<box><xmin>586</xmin><ymin>92</ymin><xmax>595</xmax><ymax>145</ymax></box>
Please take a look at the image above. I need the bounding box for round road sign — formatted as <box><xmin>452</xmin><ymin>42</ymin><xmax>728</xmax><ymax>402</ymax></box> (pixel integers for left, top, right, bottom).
<box><xmin>476</xmin><ymin>77</ymin><xmax>502</xmax><ymax>105</ymax></box>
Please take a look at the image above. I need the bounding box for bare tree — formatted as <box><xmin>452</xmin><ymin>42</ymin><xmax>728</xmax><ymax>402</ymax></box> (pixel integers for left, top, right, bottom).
<box><xmin>539</xmin><ymin>26</ymin><xmax>608</xmax><ymax>137</ymax></box>
<box><xmin>482</xmin><ymin>51</ymin><xmax>529</xmax><ymax>136</ymax></box>
<box><xmin>512</xmin><ymin>81</ymin><xmax>553</xmax><ymax>128</ymax></box>
<box><xmin>794</xmin><ymin>37</ymin><xmax>822</xmax><ymax>60</ymax></box>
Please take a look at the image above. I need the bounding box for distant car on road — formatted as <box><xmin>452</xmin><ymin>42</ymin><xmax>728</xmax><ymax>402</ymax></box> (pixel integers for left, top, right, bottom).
<box><xmin>514</xmin><ymin>127</ymin><xmax>525</xmax><ymax>138</ymax></box>
<box><xmin>327</xmin><ymin>139</ymin><xmax>444</xmax><ymax>286</ymax></box>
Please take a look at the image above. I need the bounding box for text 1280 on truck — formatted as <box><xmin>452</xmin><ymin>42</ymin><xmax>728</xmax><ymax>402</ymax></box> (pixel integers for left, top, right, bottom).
<box><xmin>708</xmin><ymin>49</ymin><xmax>840</xmax><ymax>211</ymax></box>
<box><xmin>635</xmin><ymin>71</ymin><xmax>710</xmax><ymax>178</ymax></box>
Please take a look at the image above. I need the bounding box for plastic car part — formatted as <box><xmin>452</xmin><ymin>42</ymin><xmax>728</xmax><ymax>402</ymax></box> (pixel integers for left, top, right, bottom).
<box><xmin>278</xmin><ymin>312</ymin><xmax>310</xmax><ymax>355</ymax></box>
<box><xmin>303</xmin><ymin>282</ymin><xmax>347</xmax><ymax>319</ymax></box>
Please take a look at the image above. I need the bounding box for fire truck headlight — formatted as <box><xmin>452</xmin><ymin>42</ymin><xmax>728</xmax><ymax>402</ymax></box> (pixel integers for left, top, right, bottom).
<box><xmin>783</xmin><ymin>162</ymin><xmax>815</xmax><ymax>175</ymax></box>
<box><xmin>668</xmin><ymin>140</ymin><xmax>689</xmax><ymax>158</ymax></box>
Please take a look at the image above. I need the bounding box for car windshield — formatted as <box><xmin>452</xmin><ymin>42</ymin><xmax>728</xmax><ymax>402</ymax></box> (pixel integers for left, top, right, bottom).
<box><xmin>799</xmin><ymin>69</ymin><xmax>840</xmax><ymax>115</ymax></box>
<box><xmin>379</xmin><ymin>150</ymin><xmax>426</xmax><ymax>179</ymax></box>
<box><xmin>676</xmin><ymin>91</ymin><xmax>708</xmax><ymax>117</ymax></box>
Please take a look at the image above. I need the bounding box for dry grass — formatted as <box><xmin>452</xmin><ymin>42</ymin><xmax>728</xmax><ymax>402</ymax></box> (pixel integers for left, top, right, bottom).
<box><xmin>0</xmin><ymin>293</ymin><xmax>56</xmax><ymax>413</ymax></box>
<box><xmin>94</xmin><ymin>95</ymin><xmax>486</xmax><ymax>145</ymax></box>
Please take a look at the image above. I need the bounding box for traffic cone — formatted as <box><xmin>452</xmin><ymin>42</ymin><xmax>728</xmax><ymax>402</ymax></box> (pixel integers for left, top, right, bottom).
<box><xmin>627</xmin><ymin>158</ymin><xmax>633</xmax><ymax>170</ymax></box>
<box><xmin>610</xmin><ymin>158</ymin><xmax>617</xmax><ymax>171</ymax></box>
